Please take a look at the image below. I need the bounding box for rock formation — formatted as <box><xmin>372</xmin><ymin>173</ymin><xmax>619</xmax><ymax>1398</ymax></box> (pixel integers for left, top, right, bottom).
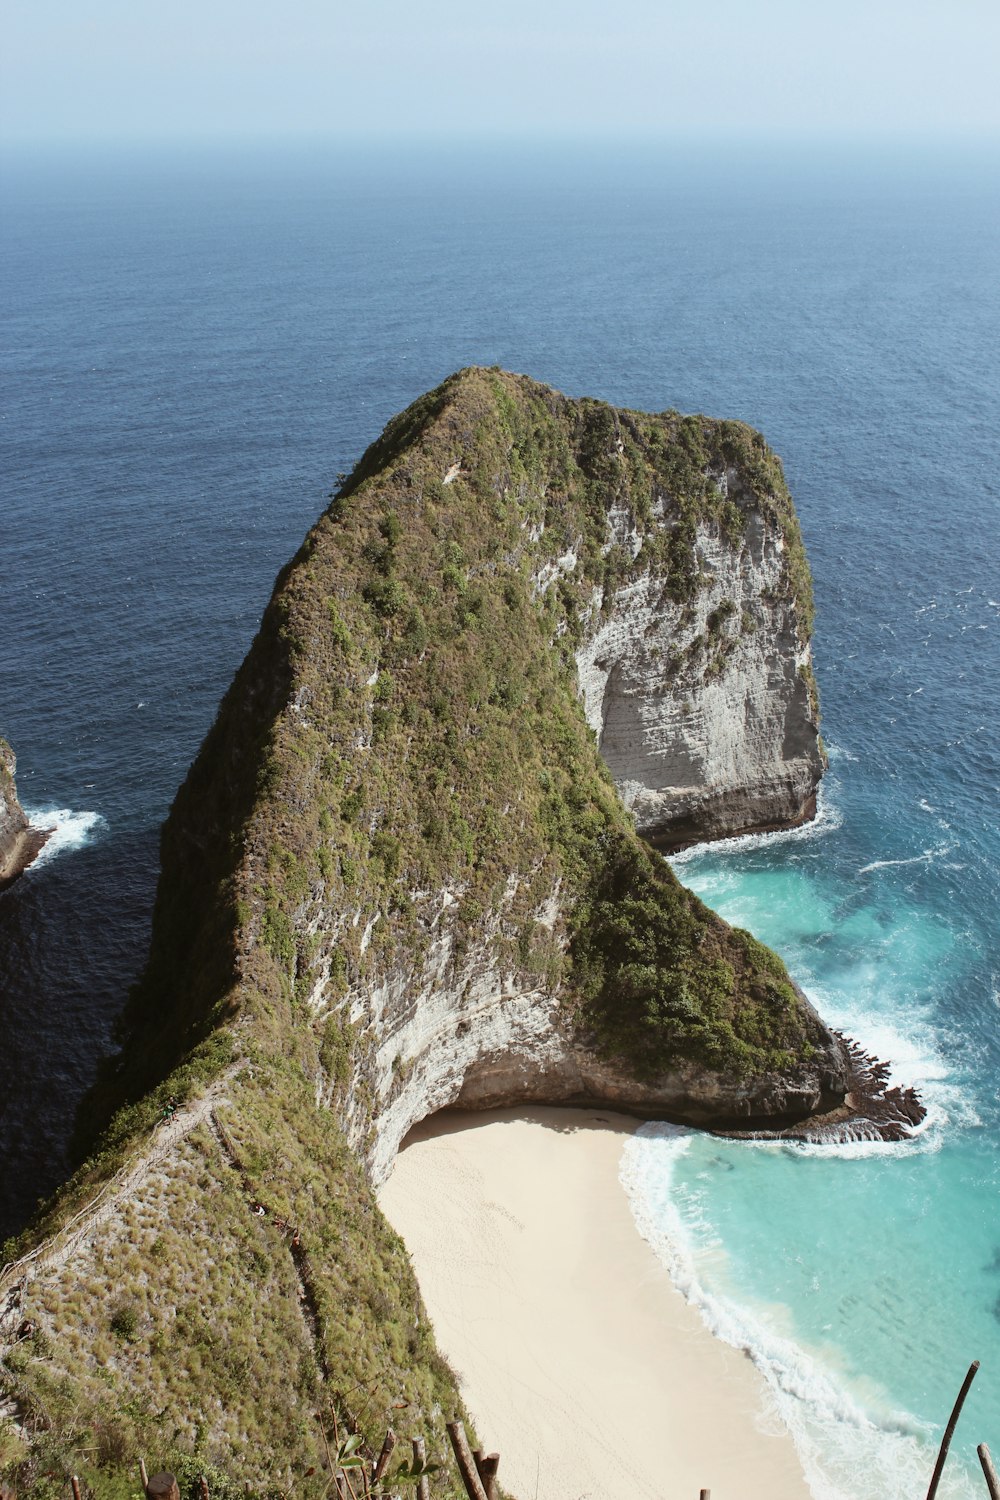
<box><xmin>0</xmin><ymin>370</ymin><xmax>919</xmax><ymax>1490</ymax></box>
<box><xmin>576</xmin><ymin>496</ymin><xmax>824</xmax><ymax>849</ymax></box>
<box><xmin>0</xmin><ymin>738</ymin><xmax>35</xmax><ymax>890</ymax></box>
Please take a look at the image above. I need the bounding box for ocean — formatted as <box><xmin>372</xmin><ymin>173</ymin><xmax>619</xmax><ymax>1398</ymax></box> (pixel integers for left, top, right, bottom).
<box><xmin>1</xmin><ymin>138</ymin><xmax>998</xmax><ymax>1496</ymax></box>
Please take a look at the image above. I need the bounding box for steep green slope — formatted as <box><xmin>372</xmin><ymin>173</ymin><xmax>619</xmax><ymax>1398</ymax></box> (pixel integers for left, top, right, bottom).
<box><xmin>1</xmin><ymin>369</ymin><xmax>838</xmax><ymax>1496</ymax></box>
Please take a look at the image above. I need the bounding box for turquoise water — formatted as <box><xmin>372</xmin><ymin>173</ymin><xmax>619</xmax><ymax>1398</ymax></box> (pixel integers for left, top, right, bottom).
<box><xmin>624</xmin><ymin>760</ymin><xmax>999</xmax><ymax>1498</ymax></box>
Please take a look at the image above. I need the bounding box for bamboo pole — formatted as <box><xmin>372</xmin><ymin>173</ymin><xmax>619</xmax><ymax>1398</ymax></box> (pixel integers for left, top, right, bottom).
<box><xmin>926</xmin><ymin>1361</ymin><xmax>979</xmax><ymax>1500</ymax></box>
<box><xmin>145</xmin><ymin>1478</ymin><xmax>181</xmax><ymax>1500</ymax></box>
<box><xmin>446</xmin><ymin>1421</ymin><xmax>490</xmax><ymax>1500</ymax></box>
<box><xmin>412</xmin><ymin>1436</ymin><xmax>431</xmax><ymax>1500</ymax></box>
<box><xmin>372</xmin><ymin>1429</ymin><xmax>396</xmax><ymax>1485</ymax></box>
<box><xmin>979</xmin><ymin>1444</ymin><xmax>1000</xmax><ymax>1500</ymax></box>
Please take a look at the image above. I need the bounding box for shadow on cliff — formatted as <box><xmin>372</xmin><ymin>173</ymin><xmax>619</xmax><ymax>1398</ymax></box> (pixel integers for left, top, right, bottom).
<box><xmin>69</xmin><ymin>556</ymin><xmax>301</xmax><ymax>1167</ymax></box>
<box><xmin>0</xmin><ymin>827</ymin><xmax>157</xmax><ymax>1240</ymax></box>
<box><xmin>399</xmin><ymin>1103</ymin><xmax>638</xmax><ymax>1154</ymax></box>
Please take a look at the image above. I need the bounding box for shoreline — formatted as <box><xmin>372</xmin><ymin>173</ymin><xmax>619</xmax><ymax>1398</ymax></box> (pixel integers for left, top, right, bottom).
<box><xmin>378</xmin><ymin>1106</ymin><xmax>811</xmax><ymax>1500</ymax></box>
<box><xmin>0</xmin><ymin>824</ymin><xmax>52</xmax><ymax>891</ymax></box>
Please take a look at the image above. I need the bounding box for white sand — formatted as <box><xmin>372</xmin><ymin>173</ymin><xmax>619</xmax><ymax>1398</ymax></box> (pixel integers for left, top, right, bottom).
<box><xmin>378</xmin><ymin>1107</ymin><xmax>811</xmax><ymax>1500</ymax></box>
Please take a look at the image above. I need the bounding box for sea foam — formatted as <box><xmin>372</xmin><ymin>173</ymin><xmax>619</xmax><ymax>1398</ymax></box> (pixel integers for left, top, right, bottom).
<box><xmin>857</xmin><ymin>840</ymin><xmax>957</xmax><ymax>875</ymax></box>
<box><xmin>668</xmin><ymin>784</ymin><xmax>843</xmax><ymax>868</ymax></box>
<box><xmin>22</xmin><ymin>806</ymin><xmax>107</xmax><ymax>868</ymax></box>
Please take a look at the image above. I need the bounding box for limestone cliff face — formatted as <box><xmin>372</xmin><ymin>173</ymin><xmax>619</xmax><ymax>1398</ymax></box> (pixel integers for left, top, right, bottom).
<box><xmin>575</xmin><ymin>474</ymin><xmax>824</xmax><ymax>849</ymax></box>
<box><xmin>0</xmin><ymin>737</ymin><xmax>29</xmax><ymax>885</ymax></box>
<box><xmin>327</xmin><ymin>875</ymin><xmax>849</xmax><ymax>1187</ymax></box>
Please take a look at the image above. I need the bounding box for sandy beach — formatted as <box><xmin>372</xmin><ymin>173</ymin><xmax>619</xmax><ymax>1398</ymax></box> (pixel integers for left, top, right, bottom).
<box><xmin>378</xmin><ymin>1107</ymin><xmax>810</xmax><ymax>1500</ymax></box>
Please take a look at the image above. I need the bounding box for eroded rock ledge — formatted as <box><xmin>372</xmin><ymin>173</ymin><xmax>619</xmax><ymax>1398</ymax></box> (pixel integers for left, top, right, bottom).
<box><xmin>0</xmin><ymin>738</ymin><xmax>48</xmax><ymax>891</ymax></box>
<box><xmin>728</xmin><ymin>1037</ymin><xmax>926</xmax><ymax>1144</ymax></box>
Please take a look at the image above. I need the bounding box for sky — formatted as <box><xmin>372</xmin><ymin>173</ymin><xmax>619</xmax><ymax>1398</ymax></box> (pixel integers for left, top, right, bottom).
<box><xmin>2</xmin><ymin>0</ymin><xmax>1000</xmax><ymax>146</ymax></box>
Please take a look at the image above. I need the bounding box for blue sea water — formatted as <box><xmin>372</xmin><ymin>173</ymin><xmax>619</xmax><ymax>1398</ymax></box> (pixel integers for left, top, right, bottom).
<box><xmin>1</xmin><ymin>139</ymin><xmax>998</xmax><ymax>1494</ymax></box>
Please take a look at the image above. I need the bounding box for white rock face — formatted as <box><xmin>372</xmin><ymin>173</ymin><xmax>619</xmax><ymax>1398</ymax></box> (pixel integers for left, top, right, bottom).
<box><xmin>303</xmin><ymin>866</ymin><xmax>846</xmax><ymax>1188</ymax></box>
<box><xmin>308</xmin><ymin>879</ymin><xmax>568</xmax><ymax>1182</ymax></box>
<box><xmin>576</xmin><ymin>503</ymin><xmax>823</xmax><ymax>847</ymax></box>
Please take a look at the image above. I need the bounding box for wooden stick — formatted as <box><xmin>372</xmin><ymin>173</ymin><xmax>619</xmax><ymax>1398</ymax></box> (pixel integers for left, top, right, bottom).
<box><xmin>372</xmin><ymin>1428</ymin><xmax>396</xmax><ymax>1485</ymax></box>
<box><xmin>71</xmin><ymin>1481</ymin><xmax>82</xmax><ymax>1500</ymax></box>
<box><xmin>478</xmin><ymin>1453</ymin><xmax>499</xmax><ymax>1500</ymax></box>
<box><xmin>700</xmin><ymin>1491</ymin><xmax>711</xmax><ymax>1499</ymax></box>
<box><xmin>926</xmin><ymin>1360</ymin><xmax>979</xmax><ymax>1500</ymax></box>
<box><xmin>471</xmin><ymin>1450</ymin><xmax>486</xmax><ymax>1489</ymax></box>
<box><xmin>979</xmin><ymin>1445</ymin><xmax>1000</xmax><ymax>1500</ymax></box>
<box><xmin>199</xmin><ymin>1479</ymin><xmax>211</xmax><ymax>1500</ymax></box>
<box><xmin>139</xmin><ymin>1460</ymin><xmax>149</xmax><ymax>1489</ymax></box>
<box><xmin>413</xmin><ymin>1436</ymin><xmax>430</xmax><ymax>1500</ymax></box>
<box><xmin>146</xmin><ymin>1477</ymin><xmax>181</xmax><ymax>1500</ymax></box>
<box><xmin>446</xmin><ymin>1421</ymin><xmax>489</xmax><ymax>1500</ymax></box>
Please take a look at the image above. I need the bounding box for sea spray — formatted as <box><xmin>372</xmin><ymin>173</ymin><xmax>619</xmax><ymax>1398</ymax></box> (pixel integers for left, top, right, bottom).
<box><xmin>21</xmin><ymin>807</ymin><xmax>107</xmax><ymax>868</ymax></box>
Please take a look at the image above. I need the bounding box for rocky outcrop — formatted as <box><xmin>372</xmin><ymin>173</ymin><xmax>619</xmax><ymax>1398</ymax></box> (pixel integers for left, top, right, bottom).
<box><xmin>104</xmin><ymin>369</ymin><xmax>915</xmax><ymax>1174</ymax></box>
<box><xmin>0</xmin><ymin>737</ymin><xmax>39</xmax><ymax>890</ymax></box>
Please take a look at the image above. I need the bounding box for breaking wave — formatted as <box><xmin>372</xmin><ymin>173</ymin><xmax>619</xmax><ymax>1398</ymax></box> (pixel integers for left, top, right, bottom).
<box><xmin>620</xmin><ymin>1126</ymin><xmax>980</xmax><ymax>1500</ymax></box>
<box><xmin>22</xmin><ymin>806</ymin><xmax>107</xmax><ymax>868</ymax></box>
<box><xmin>668</xmin><ymin>785</ymin><xmax>843</xmax><ymax>869</ymax></box>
